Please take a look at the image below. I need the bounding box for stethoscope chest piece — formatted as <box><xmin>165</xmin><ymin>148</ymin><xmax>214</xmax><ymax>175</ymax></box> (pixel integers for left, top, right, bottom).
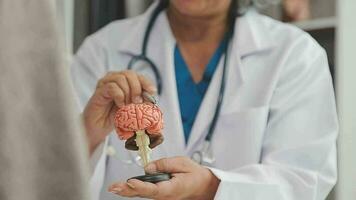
<box><xmin>191</xmin><ymin>141</ymin><xmax>216</xmax><ymax>166</ymax></box>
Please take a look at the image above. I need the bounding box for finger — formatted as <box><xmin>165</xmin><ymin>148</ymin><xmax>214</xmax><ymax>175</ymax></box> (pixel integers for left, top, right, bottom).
<box><xmin>145</xmin><ymin>157</ymin><xmax>197</xmax><ymax>174</ymax></box>
<box><xmin>103</xmin><ymin>82</ymin><xmax>125</xmax><ymax>107</ymax></box>
<box><xmin>99</xmin><ymin>73</ymin><xmax>131</xmax><ymax>104</ymax></box>
<box><xmin>106</xmin><ymin>82</ymin><xmax>125</xmax><ymax>107</ymax></box>
<box><xmin>108</xmin><ymin>182</ymin><xmax>138</xmax><ymax>197</ymax></box>
<box><xmin>138</xmin><ymin>74</ymin><xmax>157</xmax><ymax>94</ymax></box>
<box><xmin>96</xmin><ymin>71</ymin><xmax>116</xmax><ymax>89</ymax></box>
<box><xmin>113</xmin><ymin>75</ymin><xmax>131</xmax><ymax>104</ymax></box>
<box><xmin>122</xmin><ymin>70</ymin><xmax>143</xmax><ymax>103</ymax></box>
<box><xmin>126</xmin><ymin>179</ymin><xmax>159</xmax><ymax>199</ymax></box>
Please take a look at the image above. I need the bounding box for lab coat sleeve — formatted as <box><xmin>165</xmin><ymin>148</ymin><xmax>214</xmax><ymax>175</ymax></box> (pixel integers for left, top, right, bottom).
<box><xmin>210</xmin><ymin>34</ymin><xmax>338</xmax><ymax>200</ymax></box>
<box><xmin>70</xmin><ymin>36</ymin><xmax>109</xmax><ymax>200</ymax></box>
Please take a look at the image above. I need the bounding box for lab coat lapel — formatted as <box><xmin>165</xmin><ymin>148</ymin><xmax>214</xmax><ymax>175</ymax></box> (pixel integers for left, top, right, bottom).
<box><xmin>117</xmin><ymin>5</ymin><xmax>186</xmax><ymax>156</ymax></box>
<box><xmin>185</xmin><ymin>39</ymin><xmax>244</xmax><ymax>154</ymax></box>
<box><xmin>185</xmin><ymin>11</ymin><xmax>274</xmax><ymax>154</ymax></box>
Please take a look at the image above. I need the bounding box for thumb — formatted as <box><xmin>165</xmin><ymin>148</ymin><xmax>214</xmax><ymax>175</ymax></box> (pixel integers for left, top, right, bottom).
<box><xmin>144</xmin><ymin>157</ymin><xmax>196</xmax><ymax>174</ymax></box>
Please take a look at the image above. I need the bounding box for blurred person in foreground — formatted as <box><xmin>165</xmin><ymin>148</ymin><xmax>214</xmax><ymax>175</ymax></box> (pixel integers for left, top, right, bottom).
<box><xmin>0</xmin><ymin>1</ymin><xmax>89</xmax><ymax>200</ymax></box>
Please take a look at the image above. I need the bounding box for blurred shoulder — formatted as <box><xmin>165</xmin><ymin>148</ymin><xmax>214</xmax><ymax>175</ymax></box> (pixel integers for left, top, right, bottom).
<box><xmin>244</xmin><ymin>9</ymin><xmax>324</xmax><ymax>54</ymax></box>
<box><xmin>82</xmin><ymin>14</ymin><xmax>146</xmax><ymax>49</ymax></box>
<box><xmin>242</xmin><ymin>10</ymin><xmax>325</xmax><ymax>58</ymax></box>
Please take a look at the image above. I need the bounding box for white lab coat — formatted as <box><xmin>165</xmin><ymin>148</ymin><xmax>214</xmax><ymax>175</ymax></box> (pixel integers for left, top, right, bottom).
<box><xmin>71</xmin><ymin>3</ymin><xmax>338</xmax><ymax>200</ymax></box>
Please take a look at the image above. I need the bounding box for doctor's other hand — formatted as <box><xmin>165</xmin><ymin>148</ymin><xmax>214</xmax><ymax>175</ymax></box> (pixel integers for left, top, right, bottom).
<box><xmin>83</xmin><ymin>70</ymin><xmax>157</xmax><ymax>155</ymax></box>
<box><xmin>108</xmin><ymin>157</ymin><xmax>220</xmax><ymax>200</ymax></box>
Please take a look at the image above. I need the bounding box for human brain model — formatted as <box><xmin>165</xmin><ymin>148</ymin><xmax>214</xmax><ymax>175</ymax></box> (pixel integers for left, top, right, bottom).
<box><xmin>114</xmin><ymin>103</ymin><xmax>163</xmax><ymax>140</ymax></box>
<box><xmin>114</xmin><ymin>102</ymin><xmax>163</xmax><ymax>166</ymax></box>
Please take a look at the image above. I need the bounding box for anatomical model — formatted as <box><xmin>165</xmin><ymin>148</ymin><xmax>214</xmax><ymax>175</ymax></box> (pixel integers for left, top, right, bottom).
<box><xmin>114</xmin><ymin>101</ymin><xmax>170</xmax><ymax>183</ymax></box>
<box><xmin>115</xmin><ymin>102</ymin><xmax>163</xmax><ymax>166</ymax></box>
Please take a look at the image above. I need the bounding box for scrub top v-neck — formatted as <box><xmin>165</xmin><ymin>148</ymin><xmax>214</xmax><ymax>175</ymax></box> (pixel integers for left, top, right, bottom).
<box><xmin>174</xmin><ymin>39</ymin><xmax>227</xmax><ymax>143</ymax></box>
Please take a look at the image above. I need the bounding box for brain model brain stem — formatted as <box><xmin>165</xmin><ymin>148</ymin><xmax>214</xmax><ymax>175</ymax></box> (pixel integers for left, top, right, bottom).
<box><xmin>114</xmin><ymin>102</ymin><xmax>164</xmax><ymax>167</ymax></box>
<box><xmin>135</xmin><ymin>130</ymin><xmax>152</xmax><ymax>166</ymax></box>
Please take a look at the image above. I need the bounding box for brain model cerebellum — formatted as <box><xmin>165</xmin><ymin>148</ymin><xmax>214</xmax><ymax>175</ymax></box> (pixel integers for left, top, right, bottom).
<box><xmin>114</xmin><ymin>103</ymin><xmax>164</xmax><ymax>140</ymax></box>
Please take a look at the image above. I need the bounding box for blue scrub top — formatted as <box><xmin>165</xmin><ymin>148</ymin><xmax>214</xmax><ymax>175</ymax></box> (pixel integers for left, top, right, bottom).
<box><xmin>174</xmin><ymin>39</ymin><xmax>227</xmax><ymax>143</ymax></box>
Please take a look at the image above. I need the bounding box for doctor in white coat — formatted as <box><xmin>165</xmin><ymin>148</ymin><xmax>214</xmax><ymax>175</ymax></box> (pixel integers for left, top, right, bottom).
<box><xmin>71</xmin><ymin>0</ymin><xmax>338</xmax><ymax>199</ymax></box>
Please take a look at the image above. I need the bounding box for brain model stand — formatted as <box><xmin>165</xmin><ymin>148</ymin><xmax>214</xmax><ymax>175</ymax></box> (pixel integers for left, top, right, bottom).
<box><xmin>114</xmin><ymin>102</ymin><xmax>171</xmax><ymax>183</ymax></box>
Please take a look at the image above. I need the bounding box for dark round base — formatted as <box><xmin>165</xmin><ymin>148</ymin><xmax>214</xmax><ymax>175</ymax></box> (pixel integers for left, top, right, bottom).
<box><xmin>128</xmin><ymin>173</ymin><xmax>171</xmax><ymax>184</ymax></box>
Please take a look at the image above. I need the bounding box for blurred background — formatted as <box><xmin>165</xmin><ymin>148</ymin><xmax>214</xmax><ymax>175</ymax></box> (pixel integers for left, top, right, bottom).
<box><xmin>55</xmin><ymin>0</ymin><xmax>355</xmax><ymax>199</ymax></box>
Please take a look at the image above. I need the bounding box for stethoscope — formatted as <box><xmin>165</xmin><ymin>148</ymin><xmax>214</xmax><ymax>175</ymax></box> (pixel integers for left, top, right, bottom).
<box><xmin>108</xmin><ymin>3</ymin><xmax>236</xmax><ymax>167</ymax></box>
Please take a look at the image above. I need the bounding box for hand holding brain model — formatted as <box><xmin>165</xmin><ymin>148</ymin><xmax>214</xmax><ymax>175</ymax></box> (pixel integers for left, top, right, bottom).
<box><xmin>114</xmin><ymin>102</ymin><xmax>164</xmax><ymax>166</ymax></box>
